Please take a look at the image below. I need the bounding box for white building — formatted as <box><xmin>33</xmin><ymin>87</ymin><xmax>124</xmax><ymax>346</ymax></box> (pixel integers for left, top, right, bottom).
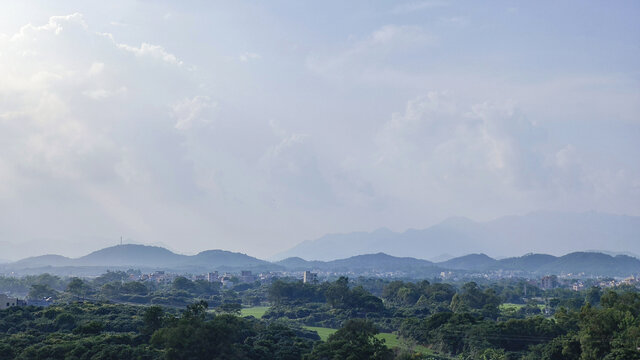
<box><xmin>303</xmin><ymin>271</ymin><xmax>318</xmax><ymax>284</ymax></box>
<box><xmin>0</xmin><ymin>294</ymin><xmax>17</xmax><ymax>310</ymax></box>
<box><xmin>207</xmin><ymin>272</ymin><xmax>219</xmax><ymax>282</ymax></box>
<box><xmin>240</xmin><ymin>270</ymin><xmax>257</xmax><ymax>283</ymax></box>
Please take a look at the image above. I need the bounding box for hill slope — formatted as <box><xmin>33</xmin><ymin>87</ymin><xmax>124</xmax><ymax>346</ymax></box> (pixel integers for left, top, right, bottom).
<box><xmin>277</xmin><ymin>252</ymin><xmax>441</xmax><ymax>276</ymax></box>
<box><xmin>75</xmin><ymin>244</ymin><xmax>186</xmax><ymax>267</ymax></box>
<box><xmin>438</xmin><ymin>254</ymin><xmax>497</xmax><ymax>271</ymax></box>
<box><xmin>190</xmin><ymin>250</ymin><xmax>275</xmax><ymax>269</ymax></box>
<box><xmin>12</xmin><ymin>254</ymin><xmax>74</xmax><ymax>268</ymax></box>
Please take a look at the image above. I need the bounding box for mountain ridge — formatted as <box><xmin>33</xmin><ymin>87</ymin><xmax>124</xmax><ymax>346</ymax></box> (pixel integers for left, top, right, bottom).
<box><xmin>3</xmin><ymin>244</ymin><xmax>640</xmax><ymax>277</ymax></box>
<box><xmin>273</xmin><ymin>211</ymin><xmax>640</xmax><ymax>261</ymax></box>
<box><xmin>276</xmin><ymin>251</ymin><xmax>640</xmax><ymax>276</ymax></box>
<box><xmin>6</xmin><ymin>244</ymin><xmax>279</xmax><ymax>273</ymax></box>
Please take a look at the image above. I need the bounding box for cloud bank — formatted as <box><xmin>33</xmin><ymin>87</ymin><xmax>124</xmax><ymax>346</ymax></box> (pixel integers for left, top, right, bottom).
<box><xmin>0</xmin><ymin>2</ymin><xmax>638</xmax><ymax>259</ymax></box>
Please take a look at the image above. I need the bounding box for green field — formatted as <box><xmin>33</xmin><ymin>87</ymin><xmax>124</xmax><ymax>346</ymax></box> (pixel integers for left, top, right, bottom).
<box><xmin>500</xmin><ymin>302</ymin><xmax>546</xmax><ymax>312</ymax></box>
<box><xmin>240</xmin><ymin>306</ymin><xmax>270</xmax><ymax>318</ymax></box>
<box><xmin>303</xmin><ymin>326</ymin><xmax>337</xmax><ymax>341</ymax></box>
<box><xmin>232</xmin><ymin>310</ymin><xmax>446</xmax><ymax>357</ymax></box>
<box><xmin>303</xmin><ymin>325</ymin><xmax>402</xmax><ymax>345</ymax></box>
<box><xmin>376</xmin><ymin>332</ymin><xmax>400</xmax><ymax>347</ymax></box>
<box><xmin>303</xmin><ymin>326</ymin><xmax>445</xmax><ymax>357</ymax></box>
<box><xmin>500</xmin><ymin>303</ymin><xmax>524</xmax><ymax>311</ymax></box>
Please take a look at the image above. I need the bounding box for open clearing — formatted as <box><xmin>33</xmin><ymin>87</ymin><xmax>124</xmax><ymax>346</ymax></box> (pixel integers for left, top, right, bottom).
<box><xmin>240</xmin><ymin>306</ymin><xmax>269</xmax><ymax>318</ymax></box>
<box><xmin>241</xmin><ymin>309</ymin><xmax>447</xmax><ymax>358</ymax></box>
<box><xmin>302</xmin><ymin>325</ymin><xmax>442</xmax><ymax>357</ymax></box>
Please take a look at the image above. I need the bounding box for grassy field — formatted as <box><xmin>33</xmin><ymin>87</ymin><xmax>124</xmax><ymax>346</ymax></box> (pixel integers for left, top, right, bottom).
<box><xmin>499</xmin><ymin>303</ymin><xmax>525</xmax><ymax>311</ymax></box>
<box><xmin>303</xmin><ymin>326</ymin><xmax>337</xmax><ymax>341</ymax></box>
<box><xmin>376</xmin><ymin>334</ymin><xmax>441</xmax><ymax>357</ymax></box>
<box><xmin>303</xmin><ymin>326</ymin><xmax>447</xmax><ymax>358</ymax></box>
<box><xmin>237</xmin><ymin>309</ymin><xmax>449</xmax><ymax>355</ymax></box>
<box><xmin>500</xmin><ymin>302</ymin><xmax>546</xmax><ymax>312</ymax></box>
<box><xmin>240</xmin><ymin>306</ymin><xmax>270</xmax><ymax>318</ymax></box>
<box><xmin>230</xmin><ymin>309</ymin><xmax>448</xmax><ymax>357</ymax></box>
<box><xmin>376</xmin><ymin>332</ymin><xmax>400</xmax><ymax>347</ymax></box>
<box><xmin>303</xmin><ymin>325</ymin><xmax>404</xmax><ymax>345</ymax></box>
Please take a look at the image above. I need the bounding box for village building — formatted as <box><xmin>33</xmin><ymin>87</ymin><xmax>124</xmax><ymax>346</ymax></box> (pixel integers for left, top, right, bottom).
<box><xmin>0</xmin><ymin>294</ymin><xmax>17</xmax><ymax>310</ymax></box>
<box><xmin>303</xmin><ymin>271</ymin><xmax>318</xmax><ymax>284</ymax></box>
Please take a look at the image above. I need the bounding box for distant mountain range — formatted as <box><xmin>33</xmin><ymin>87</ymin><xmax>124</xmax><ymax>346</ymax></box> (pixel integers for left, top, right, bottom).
<box><xmin>276</xmin><ymin>253</ymin><xmax>440</xmax><ymax>274</ymax></box>
<box><xmin>435</xmin><ymin>252</ymin><xmax>640</xmax><ymax>276</ymax></box>
<box><xmin>2</xmin><ymin>244</ymin><xmax>639</xmax><ymax>277</ymax></box>
<box><xmin>4</xmin><ymin>244</ymin><xmax>282</xmax><ymax>275</ymax></box>
<box><xmin>276</xmin><ymin>251</ymin><xmax>640</xmax><ymax>277</ymax></box>
<box><xmin>274</xmin><ymin>211</ymin><xmax>640</xmax><ymax>261</ymax></box>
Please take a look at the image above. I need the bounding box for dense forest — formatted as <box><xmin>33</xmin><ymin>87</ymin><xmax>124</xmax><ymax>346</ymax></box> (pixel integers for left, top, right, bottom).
<box><xmin>0</xmin><ymin>273</ymin><xmax>639</xmax><ymax>359</ymax></box>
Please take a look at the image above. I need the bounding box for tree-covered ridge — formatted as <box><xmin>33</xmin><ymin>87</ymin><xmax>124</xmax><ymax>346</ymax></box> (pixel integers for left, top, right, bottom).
<box><xmin>6</xmin><ymin>244</ymin><xmax>280</xmax><ymax>273</ymax></box>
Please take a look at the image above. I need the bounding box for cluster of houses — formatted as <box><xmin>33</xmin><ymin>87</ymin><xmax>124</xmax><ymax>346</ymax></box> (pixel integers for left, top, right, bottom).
<box><xmin>571</xmin><ymin>275</ymin><xmax>639</xmax><ymax>291</ymax></box>
<box><xmin>131</xmin><ymin>269</ymin><xmax>312</xmax><ymax>288</ymax></box>
<box><xmin>539</xmin><ymin>274</ymin><xmax>640</xmax><ymax>291</ymax></box>
<box><xmin>0</xmin><ymin>294</ymin><xmax>17</xmax><ymax>310</ymax></box>
<box><xmin>0</xmin><ymin>293</ymin><xmax>53</xmax><ymax>310</ymax></box>
<box><xmin>0</xmin><ymin>269</ymin><xmax>319</xmax><ymax>310</ymax></box>
<box><xmin>4</xmin><ymin>270</ymin><xmax>635</xmax><ymax>311</ymax></box>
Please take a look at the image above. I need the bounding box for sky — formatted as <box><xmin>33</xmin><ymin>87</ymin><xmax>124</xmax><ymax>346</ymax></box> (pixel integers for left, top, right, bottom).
<box><xmin>0</xmin><ymin>1</ymin><xmax>638</xmax><ymax>260</ymax></box>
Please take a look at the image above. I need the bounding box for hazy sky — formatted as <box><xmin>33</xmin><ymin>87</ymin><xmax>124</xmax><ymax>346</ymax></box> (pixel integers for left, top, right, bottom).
<box><xmin>0</xmin><ymin>1</ymin><xmax>638</xmax><ymax>260</ymax></box>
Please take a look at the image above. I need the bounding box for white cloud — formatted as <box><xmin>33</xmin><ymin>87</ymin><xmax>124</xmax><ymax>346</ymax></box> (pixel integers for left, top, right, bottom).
<box><xmin>260</xmin><ymin>123</ymin><xmax>332</xmax><ymax>207</ymax></box>
<box><xmin>238</xmin><ymin>52</ymin><xmax>261</xmax><ymax>62</ymax></box>
<box><xmin>438</xmin><ymin>16</ymin><xmax>469</xmax><ymax>27</ymax></box>
<box><xmin>369</xmin><ymin>25</ymin><xmax>430</xmax><ymax>45</ymax></box>
<box><xmin>368</xmin><ymin>91</ymin><xmax>640</xmax><ymax>219</ymax></box>
<box><xmin>376</xmin><ymin>92</ymin><xmax>548</xmax><ymax>189</ymax></box>
<box><xmin>88</xmin><ymin>62</ymin><xmax>105</xmax><ymax>75</ymax></box>
<box><xmin>307</xmin><ymin>24</ymin><xmax>435</xmax><ymax>81</ymax></box>
<box><xmin>83</xmin><ymin>86</ymin><xmax>127</xmax><ymax>100</ymax></box>
<box><xmin>392</xmin><ymin>1</ymin><xmax>449</xmax><ymax>14</ymax></box>
<box><xmin>172</xmin><ymin>96</ymin><xmax>216</xmax><ymax>130</ymax></box>
<box><xmin>0</xmin><ymin>13</ymin><xmax>207</xmax><ymax>255</ymax></box>
<box><xmin>0</xmin><ymin>3</ymin><xmax>638</xmax><ymax>259</ymax></box>
<box><xmin>11</xmin><ymin>13</ymin><xmax>87</xmax><ymax>40</ymax></box>
<box><xmin>115</xmin><ymin>42</ymin><xmax>183</xmax><ymax>65</ymax></box>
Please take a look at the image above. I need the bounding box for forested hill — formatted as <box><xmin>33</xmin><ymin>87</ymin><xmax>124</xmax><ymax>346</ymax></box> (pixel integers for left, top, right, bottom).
<box><xmin>437</xmin><ymin>253</ymin><xmax>497</xmax><ymax>270</ymax></box>
<box><xmin>5</xmin><ymin>244</ymin><xmax>281</xmax><ymax>274</ymax></box>
<box><xmin>277</xmin><ymin>251</ymin><xmax>640</xmax><ymax>277</ymax></box>
<box><xmin>276</xmin><ymin>253</ymin><xmax>440</xmax><ymax>274</ymax></box>
<box><xmin>437</xmin><ymin>252</ymin><xmax>640</xmax><ymax>276</ymax></box>
<box><xmin>4</xmin><ymin>244</ymin><xmax>640</xmax><ymax>277</ymax></box>
<box><xmin>75</xmin><ymin>245</ymin><xmax>187</xmax><ymax>267</ymax></box>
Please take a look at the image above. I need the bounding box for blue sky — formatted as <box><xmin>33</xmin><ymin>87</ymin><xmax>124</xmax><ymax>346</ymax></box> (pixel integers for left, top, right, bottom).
<box><xmin>0</xmin><ymin>1</ymin><xmax>638</xmax><ymax>259</ymax></box>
